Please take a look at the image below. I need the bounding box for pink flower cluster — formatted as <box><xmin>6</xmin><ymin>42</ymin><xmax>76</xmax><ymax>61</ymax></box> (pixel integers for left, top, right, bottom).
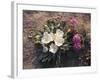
<box><xmin>72</xmin><ymin>34</ymin><xmax>81</xmax><ymax>52</ymax></box>
<box><xmin>69</xmin><ymin>17</ymin><xmax>78</xmax><ymax>27</ymax></box>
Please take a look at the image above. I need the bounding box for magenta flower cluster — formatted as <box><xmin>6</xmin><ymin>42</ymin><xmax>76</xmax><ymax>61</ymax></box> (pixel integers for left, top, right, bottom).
<box><xmin>69</xmin><ymin>17</ymin><xmax>78</xmax><ymax>27</ymax></box>
<box><xmin>72</xmin><ymin>34</ymin><xmax>81</xmax><ymax>52</ymax></box>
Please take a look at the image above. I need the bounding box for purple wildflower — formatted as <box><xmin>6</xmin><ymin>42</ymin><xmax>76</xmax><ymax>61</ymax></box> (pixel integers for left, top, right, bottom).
<box><xmin>73</xmin><ymin>43</ymin><xmax>81</xmax><ymax>51</ymax></box>
<box><xmin>72</xmin><ymin>34</ymin><xmax>81</xmax><ymax>51</ymax></box>
<box><xmin>72</xmin><ymin>34</ymin><xmax>81</xmax><ymax>43</ymax></box>
<box><xmin>69</xmin><ymin>17</ymin><xmax>78</xmax><ymax>27</ymax></box>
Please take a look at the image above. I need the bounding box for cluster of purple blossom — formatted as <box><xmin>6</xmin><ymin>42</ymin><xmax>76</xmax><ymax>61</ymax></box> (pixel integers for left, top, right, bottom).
<box><xmin>69</xmin><ymin>17</ymin><xmax>82</xmax><ymax>52</ymax></box>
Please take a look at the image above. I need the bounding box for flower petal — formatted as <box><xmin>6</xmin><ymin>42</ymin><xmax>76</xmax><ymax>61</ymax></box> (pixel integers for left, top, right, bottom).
<box><xmin>49</xmin><ymin>43</ymin><xmax>58</xmax><ymax>54</ymax></box>
<box><xmin>53</xmin><ymin>29</ymin><xmax>65</xmax><ymax>46</ymax></box>
<box><xmin>49</xmin><ymin>32</ymin><xmax>55</xmax><ymax>41</ymax></box>
<box><xmin>72</xmin><ymin>34</ymin><xmax>81</xmax><ymax>43</ymax></box>
<box><xmin>56</xmin><ymin>29</ymin><xmax>64</xmax><ymax>37</ymax></box>
<box><xmin>73</xmin><ymin>43</ymin><xmax>81</xmax><ymax>51</ymax></box>
<box><xmin>41</xmin><ymin>32</ymin><xmax>52</xmax><ymax>44</ymax></box>
<box><xmin>55</xmin><ymin>37</ymin><xmax>64</xmax><ymax>46</ymax></box>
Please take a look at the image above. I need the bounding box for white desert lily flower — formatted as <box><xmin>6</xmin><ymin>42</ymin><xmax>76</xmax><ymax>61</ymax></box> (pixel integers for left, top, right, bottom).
<box><xmin>49</xmin><ymin>32</ymin><xmax>55</xmax><ymax>41</ymax></box>
<box><xmin>49</xmin><ymin>43</ymin><xmax>58</xmax><ymax>54</ymax></box>
<box><xmin>54</xmin><ymin>29</ymin><xmax>64</xmax><ymax>46</ymax></box>
<box><xmin>54</xmin><ymin>37</ymin><xmax>64</xmax><ymax>46</ymax></box>
<box><xmin>55</xmin><ymin>29</ymin><xmax>64</xmax><ymax>37</ymax></box>
<box><xmin>41</xmin><ymin>32</ymin><xmax>53</xmax><ymax>44</ymax></box>
<box><xmin>41</xmin><ymin>29</ymin><xmax>64</xmax><ymax>46</ymax></box>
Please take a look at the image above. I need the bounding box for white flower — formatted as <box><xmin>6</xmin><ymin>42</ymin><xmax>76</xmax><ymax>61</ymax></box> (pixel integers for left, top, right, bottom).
<box><xmin>55</xmin><ymin>29</ymin><xmax>64</xmax><ymax>37</ymax></box>
<box><xmin>49</xmin><ymin>32</ymin><xmax>55</xmax><ymax>41</ymax></box>
<box><xmin>41</xmin><ymin>29</ymin><xmax>65</xmax><ymax>53</ymax></box>
<box><xmin>41</xmin><ymin>32</ymin><xmax>52</xmax><ymax>44</ymax></box>
<box><xmin>41</xmin><ymin>29</ymin><xmax>64</xmax><ymax>46</ymax></box>
<box><xmin>54</xmin><ymin>29</ymin><xmax>64</xmax><ymax>46</ymax></box>
<box><xmin>49</xmin><ymin>43</ymin><xmax>58</xmax><ymax>54</ymax></box>
<box><xmin>54</xmin><ymin>37</ymin><xmax>64</xmax><ymax>46</ymax></box>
